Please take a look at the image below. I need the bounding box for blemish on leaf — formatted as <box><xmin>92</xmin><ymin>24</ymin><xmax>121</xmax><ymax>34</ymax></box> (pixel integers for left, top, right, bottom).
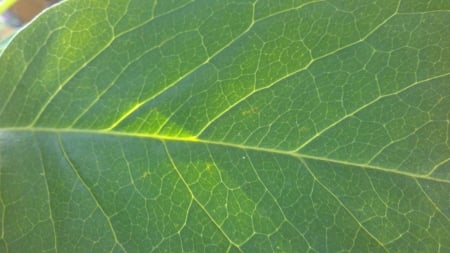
<box><xmin>140</xmin><ymin>171</ymin><xmax>151</xmax><ymax>179</ymax></box>
<box><xmin>205</xmin><ymin>163</ymin><xmax>214</xmax><ymax>172</ymax></box>
<box><xmin>241</xmin><ymin>107</ymin><xmax>258</xmax><ymax>116</ymax></box>
<box><xmin>299</xmin><ymin>127</ymin><xmax>309</xmax><ymax>133</ymax></box>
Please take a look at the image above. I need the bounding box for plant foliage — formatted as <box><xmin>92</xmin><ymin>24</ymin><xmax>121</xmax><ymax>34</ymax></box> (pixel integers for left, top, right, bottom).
<box><xmin>0</xmin><ymin>0</ymin><xmax>449</xmax><ymax>252</ymax></box>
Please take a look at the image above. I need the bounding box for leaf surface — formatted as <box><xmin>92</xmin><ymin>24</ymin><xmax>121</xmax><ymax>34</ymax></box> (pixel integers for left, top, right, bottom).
<box><xmin>0</xmin><ymin>0</ymin><xmax>449</xmax><ymax>252</ymax></box>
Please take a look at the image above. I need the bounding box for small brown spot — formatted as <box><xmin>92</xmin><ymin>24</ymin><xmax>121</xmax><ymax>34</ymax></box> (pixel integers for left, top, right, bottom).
<box><xmin>299</xmin><ymin>127</ymin><xmax>309</xmax><ymax>133</ymax></box>
<box><xmin>242</xmin><ymin>107</ymin><xmax>258</xmax><ymax>116</ymax></box>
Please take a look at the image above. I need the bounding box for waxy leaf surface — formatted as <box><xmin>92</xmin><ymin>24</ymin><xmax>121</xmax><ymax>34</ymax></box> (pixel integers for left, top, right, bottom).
<box><xmin>0</xmin><ymin>0</ymin><xmax>449</xmax><ymax>252</ymax></box>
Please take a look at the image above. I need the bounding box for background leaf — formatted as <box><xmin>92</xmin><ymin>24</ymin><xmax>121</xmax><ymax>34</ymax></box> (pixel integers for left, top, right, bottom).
<box><xmin>1</xmin><ymin>0</ymin><xmax>449</xmax><ymax>252</ymax></box>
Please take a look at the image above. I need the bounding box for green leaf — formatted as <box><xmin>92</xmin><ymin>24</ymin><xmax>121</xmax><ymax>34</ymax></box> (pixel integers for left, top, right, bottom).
<box><xmin>1</xmin><ymin>0</ymin><xmax>449</xmax><ymax>252</ymax></box>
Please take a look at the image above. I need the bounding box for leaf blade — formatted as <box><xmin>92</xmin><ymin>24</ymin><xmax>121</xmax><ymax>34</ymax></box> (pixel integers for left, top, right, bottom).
<box><xmin>1</xmin><ymin>0</ymin><xmax>449</xmax><ymax>252</ymax></box>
